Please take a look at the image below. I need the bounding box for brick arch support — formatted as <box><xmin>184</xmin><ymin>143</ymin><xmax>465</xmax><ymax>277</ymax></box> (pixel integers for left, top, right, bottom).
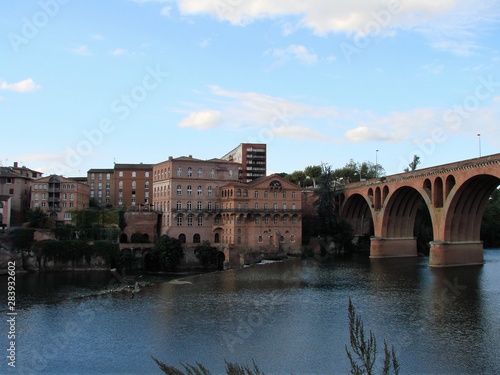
<box><xmin>340</xmin><ymin>193</ymin><xmax>373</xmax><ymax>237</ymax></box>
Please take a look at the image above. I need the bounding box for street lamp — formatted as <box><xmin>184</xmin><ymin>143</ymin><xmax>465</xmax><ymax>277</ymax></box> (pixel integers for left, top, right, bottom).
<box><xmin>477</xmin><ymin>133</ymin><xmax>481</xmax><ymax>157</ymax></box>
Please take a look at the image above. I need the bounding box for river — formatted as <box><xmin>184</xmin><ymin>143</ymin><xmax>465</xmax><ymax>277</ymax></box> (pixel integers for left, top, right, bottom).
<box><xmin>2</xmin><ymin>250</ymin><xmax>500</xmax><ymax>374</ymax></box>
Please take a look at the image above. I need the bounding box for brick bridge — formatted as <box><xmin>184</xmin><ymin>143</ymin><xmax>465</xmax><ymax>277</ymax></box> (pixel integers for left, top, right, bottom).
<box><xmin>338</xmin><ymin>153</ymin><xmax>500</xmax><ymax>267</ymax></box>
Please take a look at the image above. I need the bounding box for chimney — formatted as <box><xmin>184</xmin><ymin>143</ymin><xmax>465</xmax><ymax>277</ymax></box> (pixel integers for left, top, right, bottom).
<box><xmin>13</xmin><ymin>162</ymin><xmax>18</xmax><ymax>168</ymax></box>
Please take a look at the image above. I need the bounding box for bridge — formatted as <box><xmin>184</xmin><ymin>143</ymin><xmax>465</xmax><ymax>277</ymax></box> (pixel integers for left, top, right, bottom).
<box><xmin>339</xmin><ymin>153</ymin><xmax>500</xmax><ymax>267</ymax></box>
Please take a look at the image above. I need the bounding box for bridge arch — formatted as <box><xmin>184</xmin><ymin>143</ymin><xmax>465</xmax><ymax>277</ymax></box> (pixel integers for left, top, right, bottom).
<box><xmin>340</xmin><ymin>193</ymin><xmax>373</xmax><ymax>236</ymax></box>
<box><xmin>444</xmin><ymin>174</ymin><xmax>500</xmax><ymax>242</ymax></box>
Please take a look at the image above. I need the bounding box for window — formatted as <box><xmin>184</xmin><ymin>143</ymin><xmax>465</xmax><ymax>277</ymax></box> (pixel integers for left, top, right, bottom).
<box><xmin>264</xmin><ymin>191</ymin><xmax>268</xmax><ymax>198</ymax></box>
<box><xmin>255</xmin><ymin>216</ymin><xmax>260</xmax><ymax>224</ymax></box>
<box><xmin>132</xmin><ymin>181</ymin><xmax>136</xmax><ymax>189</ymax></box>
<box><xmin>207</xmin><ymin>201</ymin><xmax>212</xmax><ymax>211</ymax></box>
<box><xmin>229</xmin><ymin>169</ymin><xmax>233</xmax><ymax>177</ymax></box>
<box><xmin>264</xmin><ymin>215</ymin><xmax>269</xmax><ymax>224</ymax></box>
<box><xmin>292</xmin><ymin>203</ymin><xmax>296</xmax><ymax>211</ymax></box>
<box><xmin>255</xmin><ymin>203</ymin><xmax>259</xmax><ymax>209</ymax></box>
<box><xmin>210</xmin><ymin>168</ymin><xmax>215</xmax><ymax>178</ymax></box>
<box><xmin>34</xmin><ymin>193</ymin><xmax>39</xmax><ymax>200</ymax></box>
<box><xmin>131</xmin><ymin>198</ymin><xmax>136</xmax><ymax>205</ymax></box>
<box><xmin>237</xmin><ymin>203</ymin><xmax>241</xmax><ymax>211</ymax></box>
<box><xmin>188</xmin><ymin>167</ymin><xmax>192</xmax><ymax>177</ymax></box>
<box><xmin>197</xmin><ymin>216</ymin><xmax>203</xmax><ymax>226</ymax></box>
<box><xmin>292</xmin><ymin>216</ymin><xmax>297</xmax><ymax>224</ymax></box>
<box><xmin>198</xmin><ymin>168</ymin><xmax>203</xmax><ymax>178</ymax></box>
<box><xmin>283</xmin><ymin>216</ymin><xmax>288</xmax><ymax>224</ymax></box>
<box><xmin>258</xmin><ymin>235</ymin><xmax>263</xmax><ymax>243</ymax></box>
<box><xmin>176</xmin><ymin>201</ymin><xmax>182</xmax><ymax>210</ymax></box>
<box><xmin>237</xmin><ymin>189</ymin><xmax>241</xmax><ymax>196</ymax></box>
<box><xmin>106</xmin><ymin>173</ymin><xmax>111</xmax><ymax>180</ymax></box>
<box><xmin>254</xmin><ymin>191</ymin><xmax>259</xmax><ymax>198</ymax></box>
<box><xmin>283</xmin><ymin>203</ymin><xmax>287</xmax><ymax>210</ymax></box>
<box><xmin>177</xmin><ymin>167</ymin><xmax>182</xmax><ymax>177</ymax></box>
<box><xmin>208</xmin><ymin>186</ymin><xmax>213</xmax><ymax>196</ymax></box>
<box><xmin>179</xmin><ymin>233</ymin><xmax>186</xmax><ymax>243</ymax></box>
<box><xmin>98</xmin><ymin>182</ymin><xmax>103</xmax><ymax>190</ymax></box>
<box><xmin>187</xmin><ymin>185</ymin><xmax>192</xmax><ymax>195</ymax></box>
<box><xmin>274</xmin><ymin>215</ymin><xmax>279</xmax><ymax>224</ymax></box>
<box><xmin>70</xmin><ymin>194</ymin><xmax>74</xmax><ymax>200</ymax></box>
<box><xmin>197</xmin><ymin>186</ymin><xmax>202</xmax><ymax>196</ymax></box>
<box><xmin>98</xmin><ymin>173</ymin><xmax>103</xmax><ymax>180</ymax></box>
<box><xmin>145</xmin><ymin>181</ymin><xmax>149</xmax><ymax>189</ymax></box>
<box><xmin>274</xmin><ymin>191</ymin><xmax>278</xmax><ymax>198</ymax></box>
<box><xmin>119</xmin><ymin>181</ymin><xmax>123</xmax><ymax>189</ymax></box>
<box><xmin>193</xmin><ymin>233</ymin><xmax>201</xmax><ymax>243</ymax></box>
<box><xmin>132</xmin><ymin>171</ymin><xmax>136</xmax><ymax>177</ymax></box>
<box><xmin>177</xmin><ymin>216</ymin><xmax>183</xmax><ymax>226</ymax></box>
<box><xmin>106</xmin><ymin>183</ymin><xmax>110</xmax><ymax>190</ymax></box>
<box><xmin>264</xmin><ymin>203</ymin><xmax>268</xmax><ymax>210</ymax></box>
<box><xmin>90</xmin><ymin>173</ymin><xmax>95</xmax><ymax>180</ymax></box>
<box><xmin>197</xmin><ymin>201</ymin><xmax>202</xmax><ymax>211</ymax></box>
<box><xmin>64</xmin><ymin>212</ymin><xmax>72</xmax><ymax>220</ymax></box>
<box><xmin>237</xmin><ymin>237</ymin><xmax>241</xmax><ymax>245</ymax></box>
<box><xmin>177</xmin><ymin>185</ymin><xmax>182</xmax><ymax>195</ymax></box>
<box><xmin>145</xmin><ymin>171</ymin><xmax>149</xmax><ymax>178</ymax></box>
<box><xmin>292</xmin><ymin>192</ymin><xmax>296</xmax><ymax>199</ymax></box>
<box><xmin>273</xmin><ymin>203</ymin><xmax>278</xmax><ymax>212</ymax></box>
<box><xmin>187</xmin><ymin>201</ymin><xmax>192</xmax><ymax>210</ymax></box>
<box><xmin>187</xmin><ymin>214</ymin><xmax>193</xmax><ymax>226</ymax></box>
<box><xmin>118</xmin><ymin>198</ymin><xmax>123</xmax><ymax>205</ymax></box>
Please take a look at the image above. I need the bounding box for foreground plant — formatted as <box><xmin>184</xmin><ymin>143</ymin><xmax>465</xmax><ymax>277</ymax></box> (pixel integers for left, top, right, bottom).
<box><xmin>153</xmin><ymin>299</ymin><xmax>400</xmax><ymax>375</ymax></box>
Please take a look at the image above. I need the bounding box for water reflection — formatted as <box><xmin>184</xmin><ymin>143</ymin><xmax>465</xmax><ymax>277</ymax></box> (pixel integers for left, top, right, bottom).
<box><xmin>2</xmin><ymin>252</ymin><xmax>500</xmax><ymax>374</ymax></box>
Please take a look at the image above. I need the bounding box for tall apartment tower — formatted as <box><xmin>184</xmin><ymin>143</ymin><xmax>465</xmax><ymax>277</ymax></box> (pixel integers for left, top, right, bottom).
<box><xmin>113</xmin><ymin>163</ymin><xmax>153</xmax><ymax>208</ymax></box>
<box><xmin>221</xmin><ymin>143</ymin><xmax>267</xmax><ymax>183</ymax></box>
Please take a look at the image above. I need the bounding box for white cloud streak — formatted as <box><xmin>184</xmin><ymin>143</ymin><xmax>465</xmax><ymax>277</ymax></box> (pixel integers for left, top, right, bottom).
<box><xmin>0</xmin><ymin>78</ymin><xmax>40</xmax><ymax>93</ymax></box>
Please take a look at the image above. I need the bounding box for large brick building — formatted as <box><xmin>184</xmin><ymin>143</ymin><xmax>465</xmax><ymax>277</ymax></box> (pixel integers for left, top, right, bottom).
<box><xmin>217</xmin><ymin>174</ymin><xmax>302</xmax><ymax>254</ymax></box>
<box><xmin>153</xmin><ymin>155</ymin><xmax>241</xmax><ymax>244</ymax></box>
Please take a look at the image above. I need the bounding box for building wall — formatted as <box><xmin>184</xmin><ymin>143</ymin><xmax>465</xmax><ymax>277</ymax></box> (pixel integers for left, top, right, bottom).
<box><xmin>221</xmin><ymin>143</ymin><xmax>267</xmax><ymax>182</ymax></box>
<box><xmin>216</xmin><ymin>175</ymin><xmax>302</xmax><ymax>254</ymax></box>
<box><xmin>87</xmin><ymin>169</ymin><xmax>114</xmax><ymax>207</ymax></box>
<box><xmin>113</xmin><ymin>164</ymin><xmax>153</xmax><ymax>208</ymax></box>
<box><xmin>31</xmin><ymin>175</ymin><xmax>90</xmax><ymax>223</ymax></box>
<box><xmin>153</xmin><ymin>156</ymin><xmax>241</xmax><ymax>246</ymax></box>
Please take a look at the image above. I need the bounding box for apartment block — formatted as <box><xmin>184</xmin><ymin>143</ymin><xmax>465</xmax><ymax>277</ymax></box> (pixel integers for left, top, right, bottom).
<box><xmin>153</xmin><ymin>155</ymin><xmax>240</xmax><ymax>244</ymax></box>
<box><xmin>0</xmin><ymin>162</ymin><xmax>43</xmax><ymax>226</ymax></box>
<box><xmin>87</xmin><ymin>169</ymin><xmax>115</xmax><ymax>207</ymax></box>
<box><xmin>221</xmin><ymin>143</ymin><xmax>267</xmax><ymax>182</ymax></box>
<box><xmin>113</xmin><ymin>163</ymin><xmax>153</xmax><ymax>208</ymax></box>
<box><xmin>31</xmin><ymin>175</ymin><xmax>90</xmax><ymax>223</ymax></box>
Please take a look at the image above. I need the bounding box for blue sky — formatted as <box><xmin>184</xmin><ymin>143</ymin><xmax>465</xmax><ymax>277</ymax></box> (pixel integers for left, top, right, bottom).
<box><xmin>1</xmin><ymin>0</ymin><xmax>499</xmax><ymax>177</ymax></box>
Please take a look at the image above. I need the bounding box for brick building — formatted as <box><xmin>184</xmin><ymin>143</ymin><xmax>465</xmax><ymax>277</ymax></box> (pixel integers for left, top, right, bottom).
<box><xmin>153</xmin><ymin>155</ymin><xmax>240</xmax><ymax>244</ymax></box>
<box><xmin>87</xmin><ymin>169</ymin><xmax>114</xmax><ymax>207</ymax></box>
<box><xmin>217</xmin><ymin>174</ymin><xmax>302</xmax><ymax>254</ymax></box>
<box><xmin>113</xmin><ymin>163</ymin><xmax>153</xmax><ymax>208</ymax></box>
<box><xmin>31</xmin><ymin>175</ymin><xmax>90</xmax><ymax>223</ymax></box>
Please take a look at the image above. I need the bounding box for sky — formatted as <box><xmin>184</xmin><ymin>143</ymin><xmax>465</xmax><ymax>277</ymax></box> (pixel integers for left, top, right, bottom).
<box><xmin>1</xmin><ymin>0</ymin><xmax>499</xmax><ymax>178</ymax></box>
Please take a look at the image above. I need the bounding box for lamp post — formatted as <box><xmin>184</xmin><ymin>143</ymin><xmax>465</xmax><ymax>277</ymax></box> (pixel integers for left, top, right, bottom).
<box><xmin>477</xmin><ymin>133</ymin><xmax>481</xmax><ymax>157</ymax></box>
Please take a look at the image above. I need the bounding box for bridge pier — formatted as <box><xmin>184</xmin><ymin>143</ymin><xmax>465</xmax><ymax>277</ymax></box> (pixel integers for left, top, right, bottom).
<box><xmin>429</xmin><ymin>241</ymin><xmax>484</xmax><ymax>267</ymax></box>
<box><xmin>370</xmin><ymin>237</ymin><xmax>417</xmax><ymax>258</ymax></box>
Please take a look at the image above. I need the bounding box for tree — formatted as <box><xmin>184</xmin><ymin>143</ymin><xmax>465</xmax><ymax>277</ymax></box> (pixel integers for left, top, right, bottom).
<box><xmin>194</xmin><ymin>240</ymin><xmax>219</xmax><ymax>268</ymax></box>
<box><xmin>314</xmin><ymin>163</ymin><xmax>338</xmax><ymax>236</ymax></box>
<box><xmin>404</xmin><ymin>155</ymin><xmax>420</xmax><ymax>172</ymax></box>
<box><xmin>481</xmin><ymin>188</ymin><xmax>500</xmax><ymax>248</ymax></box>
<box><xmin>25</xmin><ymin>207</ymin><xmax>48</xmax><ymax>228</ymax></box>
<box><xmin>153</xmin><ymin>235</ymin><xmax>184</xmax><ymax>271</ymax></box>
<box><xmin>285</xmin><ymin>170</ymin><xmax>307</xmax><ymax>187</ymax></box>
<box><xmin>304</xmin><ymin>165</ymin><xmax>322</xmax><ymax>188</ymax></box>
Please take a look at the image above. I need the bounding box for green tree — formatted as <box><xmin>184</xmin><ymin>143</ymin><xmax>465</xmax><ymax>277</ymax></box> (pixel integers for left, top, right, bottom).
<box><xmin>285</xmin><ymin>170</ymin><xmax>307</xmax><ymax>187</ymax></box>
<box><xmin>194</xmin><ymin>240</ymin><xmax>219</xmax><ymax>268</ymax></box>
<box><xmin>404</xmin><ymin>155</ymin><xmax>420</xmax><ymax>172</ymax></box>
<box><xmin>25</xmin><ymin>207</ymin><xmax>49</xmax><ymax>228</ymax></box>
<box><xmin>304</xmin><ymin>165</ymin><xmax>322</xmax><ymax>188</ymax></box>
<box><xmin>154</xmin><ymin>235</ymin><xmax>184</xmax><ymax>271</ymax></box>
<box><xmin>314</xmin><ymin>163</ymin><xmax>338</xmax><ymax>236</ymax></box>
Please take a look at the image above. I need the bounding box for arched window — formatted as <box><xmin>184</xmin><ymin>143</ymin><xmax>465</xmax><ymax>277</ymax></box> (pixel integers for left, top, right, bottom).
<box><xmin>208</xmin><ymin>186</ymin><xmax>213</xmax><ymax>196</ymax></box>
<box><xmin>187</xmin><ymin>185</ymin><xmax>192</xmax><ymax>195</ymax></box>
<box><xmin>178</xmin><ymin>234</ymin><xmax>186</xmax><ymax>243</ymax></box>
<box><xmin>176</xmin><ymin>201</ymin><xmax>182</xmax><ymax>210</ymax></box>
<box><xmin>214</xmin><ymin>233</ymin><xmax>220</xmax><ymax>243</ymax></box>
<box><xmin>187</xmin><ymin>201</ymin><xmax>192</xmax><ymax>210</ymax></box>
<box><xmin>193</xmin><ymin>234</ymin><xmax>201</xmax><ymax>243</ymax></box>
<box><xmin>198</xmin><ymin>168</ymin><xmax>203</xmax><ymax>178</ymax></box>
<box><xmin>197</xmin><ymin>186</ymin><xmax>202</xmax><ymax>196</ymax></box>
<box><xmin>187</xmin><ymin>167</ymin><xmax>193</xmax><ymax>177</ymax></box>
<box><xmin>177</xmin><ymin>185</ymin><xmax>182</xmax><ymax>195</ymax></box>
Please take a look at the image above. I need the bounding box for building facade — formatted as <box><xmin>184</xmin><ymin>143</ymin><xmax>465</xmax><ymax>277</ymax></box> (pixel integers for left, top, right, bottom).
<box><xmin>113</xmin><ymin>163</ymin><xmax>153</xmax><ymax>208</ymax></box>
<box><xmin>216</xmin><ymin>174</ymin><xmax>302</xmax><ymax>254</ymax></box>
<box><xmin>87</xmin><ymin>169</ymin><xmax>115</xmax><ymax>207</ymax></box>
<box><xmin>153</xmin><ymin>155</ymin><xmax>241</xmax><ymax>245</ymax></box>
<box><xmin>31</xmin><ymin>175</ymin><xmax>90</xmax><ymax>223</ymax></box>
<box><xmin>221</xmin><ymin>143</ymin><xmax>267</xmax><ymax>183</ymax></box>
<box><xmin>0</xmin><ymin>162</ymin><xmax>43</xmax><ymax>226</ymax></box>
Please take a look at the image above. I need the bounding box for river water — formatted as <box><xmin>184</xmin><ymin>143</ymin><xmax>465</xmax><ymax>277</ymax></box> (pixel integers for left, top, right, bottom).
<box><xmin>2</xmin><ymin>250</ymin><xmax>500</xmax><ymax>375</ymax></box>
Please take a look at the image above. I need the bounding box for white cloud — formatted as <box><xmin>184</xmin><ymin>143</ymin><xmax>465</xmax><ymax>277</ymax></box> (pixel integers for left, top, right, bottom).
<box><xmin>0</xmin><ymin>78</ymin><xmax>40</xmax><ymax>93</ymax></box>
<box><xmin>71</xmin><ymin>45</ymin><xmax>92</xmax><ymax>56</ymax></box>
<box><xmin>345</xmin><ymin>126</ymin><xmax>393</xmax><ymax>143</ymax></box>
<box><xmin>178</xmin><ymin>110</ymin><xmax>222</xmax><ymax>129</ymax></box>
<box><xmin>176</xmin><ymin>0</ymin><xmax>499</xmax><ymax>53</ymax></box>
<box><xmin>160</xmin><ymin>5</ymin><xmax>172</xmax><ymax>16</ymax></box>
<box><xmin>272</xmin><ymin>44</ymin><xmax>317</xmax><ymax>65</ymax></box>
<box><xmin>493</xmin><ymin>97</ymin><xmax>500</xmax><ymax>102</ymax></box>
<box><xmin>109</xmin><ymin>48</ymin><xmax>129</xmax><ymax>56</ymax></box>
<box><xmin>91</xmin><ymin>34</ymin><xmax>104</xmax><ymax>40</ymax></box>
